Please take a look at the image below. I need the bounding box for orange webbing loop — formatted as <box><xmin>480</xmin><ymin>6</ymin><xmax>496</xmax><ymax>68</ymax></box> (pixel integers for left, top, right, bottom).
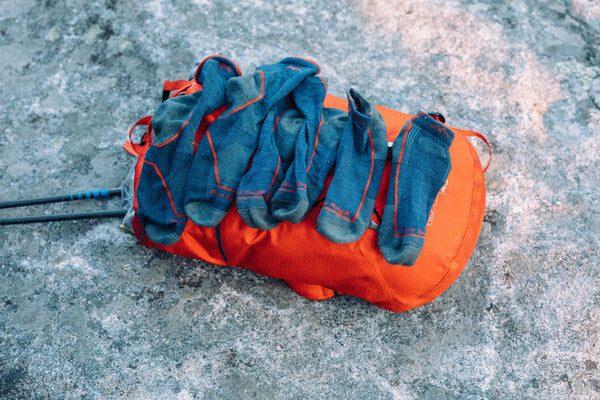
<box><xmin>162</xmin><ymin>80</ymin><xmax>195</xmax><ymax>101</ymax></box>
<box><xmin>464</xmin><ymin>130</ymin><xmax>492</xmax><ymax>174</ymax></box>
<box><xmin>122</xmin><ymin>141</ymin><xmax>137</xmax><ymax>156</ymax></box>
<box><xmin>163</xmin><ymin>80</ymin><xmax>192</xmax><ymax>92</ymax></box>
<box><xmin>162</xmin><ymin>80</ymin><xmax>204</xmax><ymax>99</ymax></box>
<box><xmin>171</xmin><ymin>84</ymin><xmax>193</xmax><ymax>97</ymax></box>
<box><xmin>127</xmin><ymin>116</ymin><xmax>153</xmax><ymax>155</ymax></box>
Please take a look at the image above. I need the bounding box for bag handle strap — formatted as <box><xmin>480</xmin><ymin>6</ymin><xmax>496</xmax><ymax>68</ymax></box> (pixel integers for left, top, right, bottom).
<box><xmin>163</xmin><ymin>80</ymin><xmax>191</xmax><ymax>91</ymax></box>
<box><xmin>162</xmin><ymin>80</ymin><xmax>194</xmax><ymax>102</ymax></box>
<box><xmin>463</xmin><ymin>130</ymin><xmax>492</xmax><ymax>174</ymax></box>
<box><xmin>126</xmin><ymin>116</ymin><xmax>152</xmax><ymax>156</ymax></box>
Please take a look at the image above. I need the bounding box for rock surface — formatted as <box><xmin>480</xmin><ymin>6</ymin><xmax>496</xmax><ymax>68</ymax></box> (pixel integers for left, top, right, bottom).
<box><xmin>1</xmin><ymin>0</ymin><xmax>599</xmax><ymax>398</ymax></box>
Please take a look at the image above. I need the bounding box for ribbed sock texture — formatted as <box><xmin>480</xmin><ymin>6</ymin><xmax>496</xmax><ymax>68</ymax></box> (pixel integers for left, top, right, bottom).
<box><xmin>185</xmin><ymin>58</ymin><xmax>321</xmax><ymax>227</ymax></box>
<box><xmin>317</xmin><ymin>89</ymin><xmax>387</xmax><ymax>243</ymax></box>
<box><xmin>378</xmin><ymin>112</ymin><xmax>454</xmax><ymax>266</ymax></box>
<box><xmin>271</xmin><ymin>78</ymin><xmax>345</xmax><ymax>223</ymax></box>
<box><xmin>136</xmin><ymin>56</ymin><xmax>240</xmax><ymax>245</ymax></box>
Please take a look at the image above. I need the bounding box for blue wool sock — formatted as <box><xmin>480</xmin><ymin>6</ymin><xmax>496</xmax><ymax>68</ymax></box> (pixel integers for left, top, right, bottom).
<box><xmin>136</xmin><ymin>56</ymin><xmax>240</xmax><ymax>245</ymax></box>
<box><xmin>185</xmin><ymin>58</ymin><xmax>321</xmax><ymax>227</ymax></box>
<box><xmin>271</xmin><ymin>78</ymin><xmax>346</xmax><ymax>223</ymax></box>
<box><xmin>316</xmin><ymin>89</ymin><xmax>387</xmax><ymax>244</ymax></box>
<box><xmin>236</xmin><ymin>99</ymin><xmax>301</xmax><ymax>229</ymax></box>
<box><xmin>378</xmin><ymin>112</ymin><xmax>454</xmax><ymax>266</ymax></box>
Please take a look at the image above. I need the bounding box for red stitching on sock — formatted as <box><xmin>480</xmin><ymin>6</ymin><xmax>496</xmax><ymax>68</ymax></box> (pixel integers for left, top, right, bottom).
<box><xmin>217</xmin><ymin>70</ymin><xmax>265</xmax><ymax>119</ymax></box>
<box><xmin>394</xmin><ymin>112</ymin><xmax>425</xmax><ymax>237</ymax></box>
<box><xmin>351</xmin><ymin>128</ymin><xmax>375</xmax><ymax>222</ymax></box>
<box><xmin>142</xmin><ymin>160</ymin><xmax>186</xmax><ymax>218</ymax></box>
<box><xmin>428</xmin><ymin>124</ymin><xmax>450</xmax><ymax>138</ymax></box>
<box><xmin>206</xmin><ymin>130</ymin><xmax>235</xmax><ymax>193</ymax></box>
<box><xmin>306</xmin><ymin>113</ymin><xmax>324</xmax><ymax>173</ymax></box>
<box><xmin>150</xmin><ymin>118</ymin><xmax>192</xmax><ymax>148</ymax></box>
<box><xmin>396</xmin><ymin>232</ymin><xmax>426</xmax><ymax>238</ymax></box>
<box><xmin>265</xmin><ymin>157</ymin><xmax>281</xmax><ymax>201</ymax></box>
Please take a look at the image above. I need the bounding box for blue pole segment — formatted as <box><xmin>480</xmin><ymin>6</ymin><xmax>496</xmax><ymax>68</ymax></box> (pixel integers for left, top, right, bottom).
<box><xmin>0</xmin><ymin>188</ymin><xmax>122</xmax><ymax>209</ymax></box>
<box><xmin>0</xmin><ymin>209</ymin><xmax>128</xmax><ymax>225</ymax></box>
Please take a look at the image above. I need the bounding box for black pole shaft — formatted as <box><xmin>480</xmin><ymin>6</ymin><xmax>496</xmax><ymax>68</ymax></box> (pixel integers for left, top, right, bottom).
<box><xmin>0</xmin><ymin>209</ymin><xmax>128</xmax><ymax>225</ymax></box>
<box><xmin>0</xmin><ymin>188</ymin><xmax>122</xmax><ymax>209</ymax></box>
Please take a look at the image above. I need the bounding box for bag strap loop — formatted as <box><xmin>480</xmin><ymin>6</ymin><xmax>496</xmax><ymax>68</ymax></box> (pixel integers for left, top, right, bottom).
<box><xmin>126</xmin><ymin>116</ymin><xmax>153</xmax><ymax>156</ymax></box>
<box><xmin>162</xmin><ymin>80</ymin><xmax>194</xmax><ymax>102</ymax></box>
<box><xmin>464</xmin><ymin>130</ymin><xmax>492</xmax><ymax>174</ymax></box>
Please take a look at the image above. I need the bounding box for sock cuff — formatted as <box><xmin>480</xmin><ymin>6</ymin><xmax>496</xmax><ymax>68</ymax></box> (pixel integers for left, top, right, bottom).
<box><xmin>411</xmin><ymin>112</ymin><xmax>455</xmax><ymax>147</ymax></box>
<box><xmin>280</xmin><ymin>57</ymin><xmax>322</xmax><ymax>75</ymax></box>
<box><xmin>347</xmin><ymin>88</ymin><xmax>374</xmax><ymax>129</ymax></box>
<box><xmin>369</xmin><ymin>111</ymin><xmax>389</xmax><ymax>161</ymax></box>
<box><xmin>194</xmin><ymin>55</ymin><xmax>242</xmax><ymax>84</ymax></box>
<box><xmin>260</xmin><ymin>57</ymin><xmax>322</xmax><ymax>76</ymax></box>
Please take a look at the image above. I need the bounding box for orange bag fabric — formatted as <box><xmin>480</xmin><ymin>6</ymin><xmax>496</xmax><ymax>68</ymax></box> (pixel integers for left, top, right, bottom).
<box><xmin>129</xmin><ymin>83</ymin><xmax>488</xmax><ymax>313</ymax></box>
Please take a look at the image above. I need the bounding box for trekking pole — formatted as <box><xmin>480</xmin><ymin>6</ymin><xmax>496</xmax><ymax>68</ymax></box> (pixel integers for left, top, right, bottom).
<box><xmin>0</xmin><ymin>188</ymin><xmax>122</xmax><ymax>209</ymax></box>
<box><xmin>0</xmin><ymin>209</ymin><xmax>129</xmax><ymax>225</ymax></box>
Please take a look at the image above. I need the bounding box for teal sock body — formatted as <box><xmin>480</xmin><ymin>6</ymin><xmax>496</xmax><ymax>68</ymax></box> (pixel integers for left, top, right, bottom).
<box><xmin>236</xmin><ymin>99</ymin><xmax>302</xmax><ymax>229</ymax></box>
<box><xmin>136</xmin><ymin>56</ymin><xmax>240</xmax><ymax>245</ymax></box>
<box><xmin>378</xmin><ymin>112</ymin><xmax>454</xmax><ymax>266</ymax></box>
<box><xmin>271</xmin><ymin>78</ymin><xmax>346</xmax><ymax>223</ymax></box>
<box><xmin>316</xmin><ymin>89</ymin><xmax>388</xmax><ymax>244</ymax></box>
<box><xmin>184</xmin><ymin>58</ymin><xmax>321</xmax><ymax>227</ymax></box>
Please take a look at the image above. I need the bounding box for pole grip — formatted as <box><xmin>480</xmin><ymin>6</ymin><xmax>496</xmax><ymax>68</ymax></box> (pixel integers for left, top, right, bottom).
<box><xmin>0</xmin><ymin>188</ymin><xmax>122</xmax><ymax>209</ymax></box>
<box><xmin>63</xmin><ymin>189</ymin><xmax>116</xmax><ymax>201</ymax></box>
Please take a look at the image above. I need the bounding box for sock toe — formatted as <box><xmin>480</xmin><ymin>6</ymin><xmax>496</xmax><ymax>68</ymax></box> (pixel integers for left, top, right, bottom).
<box><xmin>394</xmin><ymin>243</ymin><xmax>423</xmax><ymax>266</ymax></box>
<box><xmin>185</xmin><ymin>201</ymin><xmax>227</xmax><ymax>228</ymax></box>
<box><xmin>317</xmin><ymin>214</ymin><xmax>363</xmax><ymax>244</ymax></box>
<box><xmin>380</xmin><ymin>241</ymin><xmax>423</xmax><ymax>266</ymax></box>
<box><xmin>246</xmin><ymin>205</ymin><xmax>280</xmax><ymax>230</ymax></box>
<box><xmin>144</xmin><ymin>223</ymin><xmax>182</xmax><ymax>246</ymax></box>
<box><xmin>237</xmin><ymin>206</ymin><xmax>258</xmax><ymax>229</ymax></box>
<box><xmin>271</xmin><ymin>198</ymin><xmax>309</xmax><ymax>224</ymax></box>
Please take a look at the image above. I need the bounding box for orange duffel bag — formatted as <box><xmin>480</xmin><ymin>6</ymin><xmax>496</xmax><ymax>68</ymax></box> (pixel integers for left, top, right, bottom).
<box><xmin>125</xmin><ymin>63</ymin><xmax>490</xmax><ymax>313</ymax></box>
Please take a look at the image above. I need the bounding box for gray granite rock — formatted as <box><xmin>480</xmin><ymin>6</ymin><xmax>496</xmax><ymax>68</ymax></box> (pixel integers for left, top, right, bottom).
<box><xmin>1</xmin><ymin>0</ymin><xmax>599</xmax><ymax>399</ymax></box>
